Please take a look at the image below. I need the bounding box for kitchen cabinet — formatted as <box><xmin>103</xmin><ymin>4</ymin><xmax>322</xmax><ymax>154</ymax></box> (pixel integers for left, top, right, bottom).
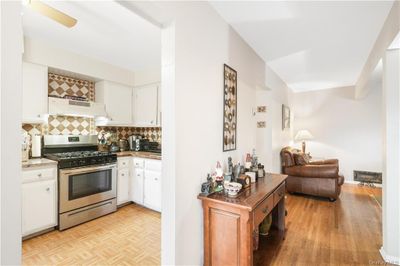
<box><xmin>143</xmin><ymin>170</ymin><xmax>161</xmax><ymax>212</ymax></box>
<box><xmin>22</xmin><ymin>62</ymin><xmax>48</xmax><ymax>123</ymax></box>
<box><xmin>22</xmin><ymin>165</ymin><xmax>57</xmax><ymax>237</ymax></box>
<box><xmin>117</xmin><ymin>168</ymin><xmax>130</xmax><ymax>205</ymax></box>
<box><xmin>116</xmin><ymin>156</ymin><xmax>161</xmax><ymax>212</ymax></box>
<box><xmin>133</xmin><ymin>83</ymin><xmax>159</xmax><ymax>127</ymax></box>
<box><xmin>131</xmin><ymin>169</ymin><xmax>144</xmax><ymax>205</ymax></box>
<box><xmin>117</xmin><ymin>157</ymin><xmax>130</xmax><ymax>205</ymax></box>
<box><xmin>96</xmin><ymin>81</ymin><xmax>133</xmax><ymax>126</ymax></box>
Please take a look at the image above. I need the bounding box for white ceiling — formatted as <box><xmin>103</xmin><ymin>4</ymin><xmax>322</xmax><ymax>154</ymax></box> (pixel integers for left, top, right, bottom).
<box><xmin>211</xmin><ymin>1</ymin><xmax>394</xmax><ymax>92</ymax></box>
<box><xmin>22</xmin><ymin>1</ymin><xmax>161</xmax><ymax>72</ymax></box>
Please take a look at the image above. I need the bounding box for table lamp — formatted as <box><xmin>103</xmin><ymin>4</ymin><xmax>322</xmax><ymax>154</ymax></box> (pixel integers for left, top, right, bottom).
<box><xmin>295</xmin><ymin>130</ymin><xmax>314</xmax><ymax>153</ymax></box>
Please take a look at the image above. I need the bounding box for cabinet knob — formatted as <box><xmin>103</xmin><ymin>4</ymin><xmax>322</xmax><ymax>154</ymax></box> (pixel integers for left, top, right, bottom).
<box><xmin>46</xmin><ymin>187</ymin><xmax>50</xmax><ymax>192</ymax></box>
<box><xmin>262</xmin><ymin>207</ymin><xmax>269</xmax><ymax>214</ymax></box>
<box><xmin>121</xmin><ymin>174</ymin><xmax>125</xmax><ymax>176</ymax></box>
<box><xmin>38</xmin><ymin>173</ymin><xmax>42</xmax><ymax>177</ymax></box>
<box><xmin>37</xmin><ymin>114</ymin><xmax>41</xmax><ymax>118</ymax></box>
<box><xmin>155</xmin><ymin>178</ymin><xmax>158</xmax><ymax>181</ymax></box>
<box><xmin>151</xmin><ymin>120</ymin><xmax>154</xmax><ymax>124</ymax></box>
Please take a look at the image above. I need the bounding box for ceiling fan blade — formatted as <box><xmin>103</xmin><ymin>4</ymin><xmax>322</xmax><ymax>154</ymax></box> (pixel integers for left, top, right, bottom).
<box><xmin>28</xmin><ymin>0</ymin><xmax>77</xmax><ymax>28</ymax></box>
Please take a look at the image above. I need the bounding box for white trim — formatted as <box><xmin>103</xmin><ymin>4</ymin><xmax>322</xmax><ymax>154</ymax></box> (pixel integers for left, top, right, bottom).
<box><xmin>344</xmin><ymin>180</ymin><xmax>382</xmax><ymax>188</ymax></box>
<box><xmin>380</xmin><ymin>247</ymin><xmax>400</xmax><ymax>265</ymax></box>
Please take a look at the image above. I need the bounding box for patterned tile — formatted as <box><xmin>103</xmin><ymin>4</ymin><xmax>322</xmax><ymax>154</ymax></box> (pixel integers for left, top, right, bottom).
<box><xmin>48</xmin><ymin>115</ymin><xmax>95</xmax><ymax>135</ymax></box>
<box><xmin>48</xmin><ymin>73</ymin><xmax>95</xmax><ymax>101</ymax></box>
<box><xmin>97</xmin><ymin>126</ymin><xmax>162</xmax><ymax>143</ymax></box>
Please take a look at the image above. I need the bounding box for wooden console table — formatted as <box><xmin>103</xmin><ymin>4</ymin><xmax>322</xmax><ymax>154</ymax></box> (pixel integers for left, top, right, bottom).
<box><xmin>198</xmin><ymin>173</ymin><xmax>287</xmax><ymax>266</ymax></box>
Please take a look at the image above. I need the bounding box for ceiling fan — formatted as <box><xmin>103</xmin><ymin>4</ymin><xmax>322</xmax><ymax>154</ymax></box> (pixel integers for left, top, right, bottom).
<box><xmin>25</xmin><ymin>0</ymin><xmax>77</xmax><ymax>28</ymax></box>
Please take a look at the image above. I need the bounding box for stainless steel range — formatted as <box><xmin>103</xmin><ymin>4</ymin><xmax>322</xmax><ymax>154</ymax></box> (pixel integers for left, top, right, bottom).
<box><xmin>43</xmin><ymin>135</ymin><xmax>117</xmax><ymax>230</ymax></box>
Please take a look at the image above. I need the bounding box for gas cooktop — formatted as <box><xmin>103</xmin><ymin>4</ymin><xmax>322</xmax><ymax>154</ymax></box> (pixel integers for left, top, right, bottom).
<box><xmin>45</xmin><ymin>151</ymin><xmax>117</xmax><ymax>169</ymax></box>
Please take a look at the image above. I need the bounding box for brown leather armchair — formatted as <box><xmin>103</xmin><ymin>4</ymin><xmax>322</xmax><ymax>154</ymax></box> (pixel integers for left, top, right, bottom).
<box><xmin>281</xmin><ymin>147</ymin><xmax>344</xmax><ymax>201</ymax></box>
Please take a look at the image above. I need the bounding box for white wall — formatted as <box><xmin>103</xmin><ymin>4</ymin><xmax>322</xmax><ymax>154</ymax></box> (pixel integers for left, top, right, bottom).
<box><xmin>0</xmin><ymin>1</ymin><xmax>23</xmax><ymax>264</ymax></box>
<box><xmin>159</xmin><ymin>2</ymin><xmax>266</xmax><ymax>264</ymax></box>
<box><xmin>381</xmin><ymin>48</ymin><xmax>400</xmax><ymax>264</ymax></box>
<box><xmin>292</xmin><ymin>85</ymin><xmax>383</xmax><ymax>181</ymax></box>
<box><xmin>23</xmin><ymin>37</ymin><xmax>136</xmax><ymax>86</ymax></box>
<box><xmin>256</xmin><ymin>65</ymin><xmax>294</xmax><ymax>173</ymax></box>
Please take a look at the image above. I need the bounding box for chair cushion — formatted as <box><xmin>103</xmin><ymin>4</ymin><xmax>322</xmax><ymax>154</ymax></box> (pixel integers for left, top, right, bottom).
<box><xmin>293</xmin><ymin>153</ymin><xmax>310</xmax><ymax>166</ymax></box>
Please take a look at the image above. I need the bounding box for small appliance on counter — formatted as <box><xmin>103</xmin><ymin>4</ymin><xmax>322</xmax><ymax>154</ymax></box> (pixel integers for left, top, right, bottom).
<box><xmin>142</xmin><ymin>141</ymin><xmax>161</xmax><ymax>154</ymax></box>
<box><xmin>128</xmin><ymin>135</ymin><xmax>143</xmax><ymax>151</ymax></box>
<box><xmin>109</xmin><ymin>142</ymin><xmax>120</xmax><ymax>152</ymax></box>
<box><xmin>118</xmin><ymin>139</ymin><xmax>129</xmax><ymax>152</ymax></box>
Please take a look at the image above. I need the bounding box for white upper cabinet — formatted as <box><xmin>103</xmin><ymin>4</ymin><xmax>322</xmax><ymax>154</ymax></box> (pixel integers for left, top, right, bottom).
<box><xmin>22</xmin><ymin>62</ymin><xmax>48</xmax><ymax>123</ymax></box>
<box><xmin>133</xmin><ymin>83</ymin><xmax>159</xmax><ymax>127</ymax></box>
<box><xmin>95</xmin><ymin>81</ymin><xmax>133</xmax><ymax>126</ymax></box>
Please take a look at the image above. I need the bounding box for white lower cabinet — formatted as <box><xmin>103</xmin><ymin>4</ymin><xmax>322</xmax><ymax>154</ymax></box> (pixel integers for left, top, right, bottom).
<box><xmin>22</xmin><ymin>166</ymin><xmax>57</xmax><ymax>237</ymax></box>
<box><xmin>131</xmin><ymin>169</ymin><xmax>144</xmax><ymax>205</ymax></box>
<box><xmin>117</xmin><ymin>168</ymin><xmax>130</xmax><ymax>205</ymax></box>
<box><xmin>117</xmin><ymin>158</ymin><xmax>131</xmax><ymax>205</ymax></box>
<box><xmin>143</xmin><ymin>170</ymin><xmax>161</xmax><ymax>212</ymax></box>
<box><xmin>116</xmin><ymin>157</ymin><xmax>161</xmax><ymax>212</ymax></box>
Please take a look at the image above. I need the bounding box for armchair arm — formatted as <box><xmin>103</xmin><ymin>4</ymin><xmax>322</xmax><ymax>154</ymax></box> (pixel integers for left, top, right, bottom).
<box><xmin>284</xmin><ymin>164</ymin><xmax>339</xmax><ymax>178</ymax></box>
<box><xmin>308</xmin><ymin>159</ymin><xmax>338</xmax><ymax>165</ymax></box>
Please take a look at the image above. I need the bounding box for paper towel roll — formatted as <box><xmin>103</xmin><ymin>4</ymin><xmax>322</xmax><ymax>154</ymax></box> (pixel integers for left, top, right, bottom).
<box><xmin>31</xmin><ymin>135</ymin><xmax>41</xmax><ymax>158</ymax></box>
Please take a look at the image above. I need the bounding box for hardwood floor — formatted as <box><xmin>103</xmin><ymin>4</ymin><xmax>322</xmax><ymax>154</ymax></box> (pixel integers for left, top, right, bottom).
<box><xmin>22</xmin><ymin>204</ymin><xmax>160</xmax><ymax>265</ymax></box>
<box><xmin>259</xmin><ymin>184</ymin><xmax>383</xmax><ymax>266</ymax></box>
<box><xmin>23</xmin><ymin>184</ymin><xmax>382</xmax><ymax>266</ymax></box>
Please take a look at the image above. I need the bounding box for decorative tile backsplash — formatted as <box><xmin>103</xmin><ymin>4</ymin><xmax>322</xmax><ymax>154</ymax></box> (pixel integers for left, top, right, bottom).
<box><xmin>22</xmin><ymin>72</ymin><xmax>162</xmax><ymax>144</ymax></box>
<box><xmin>22</xmin><ymin>123</ymin><xmax>43</xmax><ymax>136</ymax></box>
<box><xmin>97</xmin><ymin>127</ymin><xmax>162</xmax><ymax>143</ymax></box>
<box><xmin>48</xmin><ymin>115</ymin><xmax>95</xmax><ymax>135</ymax></box>
<box><xmin>48</xmin><ymin>73</ymin><xmax>95</xmax><ymax>101</ymax></box>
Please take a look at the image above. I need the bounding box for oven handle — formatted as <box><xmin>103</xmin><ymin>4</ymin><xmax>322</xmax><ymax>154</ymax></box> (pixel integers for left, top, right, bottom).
<box><xmin>60</xmin><ymin>163</ymin><xmax>117</xmax><ymax>175</ymax></box>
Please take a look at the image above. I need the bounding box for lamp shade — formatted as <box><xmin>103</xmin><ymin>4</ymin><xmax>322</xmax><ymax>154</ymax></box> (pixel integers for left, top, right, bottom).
<box><xmin>295</xmin><ymin>130</ymin><xmax>314</xmax><ymax>141</ymax></box>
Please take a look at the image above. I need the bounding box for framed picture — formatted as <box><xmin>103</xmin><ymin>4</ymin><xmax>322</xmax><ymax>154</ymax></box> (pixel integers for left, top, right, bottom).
<box><xmin>223</xmin><ymin>64</ymin><xmax>237</xmax><ymax>151</ymax></box>
<box><xmin>282</xmin><ymin>104</ymin><xmax>290</xmax><ymax>130</ymax></box>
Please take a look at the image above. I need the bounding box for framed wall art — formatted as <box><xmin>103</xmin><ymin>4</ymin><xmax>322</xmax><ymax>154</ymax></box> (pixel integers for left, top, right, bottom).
<box><xmin>223</xmin><ymin>64</ymin><xmax>237</xmax><ymax>151</ymax></box>
<box><xmin>282</xmin><ymin>104</ymin><xmax>291</xmax><ymax>130</ymax></box>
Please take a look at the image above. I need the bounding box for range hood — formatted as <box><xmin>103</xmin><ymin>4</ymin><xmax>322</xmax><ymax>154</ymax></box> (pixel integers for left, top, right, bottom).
<box><xmin>48</xmin><ymin>97</ymin><xmax>106</xmax><ymax>118</ymax></box>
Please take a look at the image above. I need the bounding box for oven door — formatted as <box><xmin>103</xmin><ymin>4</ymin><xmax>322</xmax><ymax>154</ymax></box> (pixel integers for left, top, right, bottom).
<box><xmin>59</xmin><ymin>164</ymin><xmax>117</xmax><ymax>213</ymax></box>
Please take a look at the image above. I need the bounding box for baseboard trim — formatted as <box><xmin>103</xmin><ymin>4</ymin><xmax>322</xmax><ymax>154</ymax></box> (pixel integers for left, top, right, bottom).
<box><xmin>344</xmin><ymin>180</ymin><xmax>382</xmax><ymax>188</ymax></box>
<box><xmin>380</xmin><ymin>247</ymin><xmax>400</xmax><ymax>265</ymax></box>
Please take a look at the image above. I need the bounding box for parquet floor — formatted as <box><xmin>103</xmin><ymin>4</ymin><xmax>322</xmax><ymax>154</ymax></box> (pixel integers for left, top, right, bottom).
<box><xmin>267</xmin><ymin>184</ymin><xmax>384</xmax><ymax>266</ymax></box>
<box><xmin>22</xmin><ymin>204</ymin><xmax>160</xmax><ymax>266</ymax></box>
<box><xmin>23</xmin><ymin>184</ymin><xmax>383</xmax><ymax>266</ymax></box>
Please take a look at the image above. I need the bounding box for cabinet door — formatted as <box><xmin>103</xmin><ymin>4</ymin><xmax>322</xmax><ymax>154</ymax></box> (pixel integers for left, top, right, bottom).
<box><xmin>131</xmin><ymin>169</ymin><xmax>144</xmax><ymax>204</ymax></box>
<box><xmin>96</xmin><ymin>81</ymin><xmax>133</xmax><ymax>125</ymax></box>
<box><xmin>144</xmin><ymin>170</ymin><xmax>161</xmax><ymax>212</ymax></box>
<box><xmin>22</xmin><ymin>62</ymin><xmax>48</xmax><ymax>123</ymax></box>
<box><xmin>133</xmin><ymin>84</ymin><xmax>158</xmax><ymax>127</ymax></box>
<box><xmin>22</xmin><ymin>179</ymin><xmax>57</xmax><ymax>236</ymax></box>
<box><xmin>117</xmin><ymin>168</ymin><xmax>130</xmax><ymax>205</ymax></box>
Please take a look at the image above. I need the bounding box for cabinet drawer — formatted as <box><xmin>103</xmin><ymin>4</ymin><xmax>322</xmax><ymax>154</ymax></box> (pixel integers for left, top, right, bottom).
<box><xmin>253</xmin><ymin>195</ymin><xmax>273</xmax><ymax>228</ymax></box>
<box><xmin>118</xmin><ymin>168</ymin><xmax>129</xmax><ymax>178</ymax></box>
<box><xmin>133</xmin><ymin>158</ymin><xmax>144</xmax><ymax>168</ymax></box>
<box><xmin>145</xmin><ymin>159</ymin><xmax>161</xmax><ymax>171</ymax></box>
<box><xmin>117</xmin><ymin>158</ymin><xmax>130</xmax><ymax>169</ymax></box>
<box><xmin>273</xmin><ymin>182</ymin><xmax>285</xmax><ymax>206</ymax></box>
<box><xmin>22</xmin><ymin>166</ymin><xmax>56</xmax><ymax>183</ymax></box>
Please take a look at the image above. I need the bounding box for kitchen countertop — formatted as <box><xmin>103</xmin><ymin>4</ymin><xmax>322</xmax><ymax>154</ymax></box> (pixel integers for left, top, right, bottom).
<box><xmin>22</xmin><ymin>158</ymin><xmax>58</xmax><ymax>169</ymax></box>
<box><xmin>114</xmin><ymin>151</ymin><xmax>162</xmax><ymax>160</ymax></box>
